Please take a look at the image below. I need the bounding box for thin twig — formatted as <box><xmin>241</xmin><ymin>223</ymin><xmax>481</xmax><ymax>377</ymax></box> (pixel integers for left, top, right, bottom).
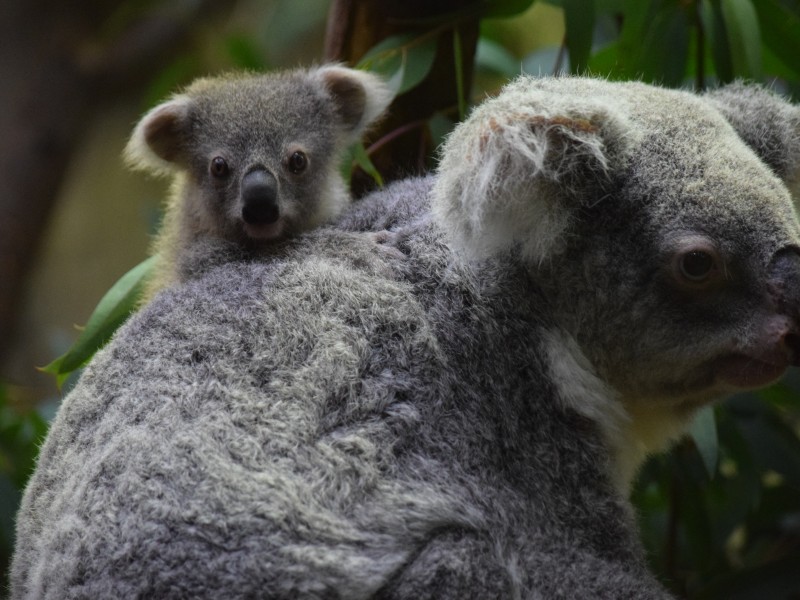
<box><xmin>365</xmin><ymin>119</ymin><xmax>428</xmax><ymax>156</ymax></box>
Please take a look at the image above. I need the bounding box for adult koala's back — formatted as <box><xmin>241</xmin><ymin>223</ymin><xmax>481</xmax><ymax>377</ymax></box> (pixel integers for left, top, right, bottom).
<box><xmin>12</xmin><ymin>77</ymin><xmax>800</xmax><ymax>599</ymax></box>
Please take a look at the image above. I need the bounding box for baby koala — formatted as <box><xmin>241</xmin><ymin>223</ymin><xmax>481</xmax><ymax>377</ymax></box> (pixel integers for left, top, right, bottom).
<box><xmin>125</xmin><ymin>65</ymin><xmax>392</xmax><ymax>301</ymax></box>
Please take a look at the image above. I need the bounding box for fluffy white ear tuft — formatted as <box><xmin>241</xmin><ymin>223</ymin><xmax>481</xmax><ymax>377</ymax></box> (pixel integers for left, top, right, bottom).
<box><xmin>432</xmin><ymin>78</ymin><xmax>634</xmax><ymax>264</ymax></box>
<box><xmin>315</xmin><ymin>65</ymin><xmax>393</xmax><ymax>143</ymax></box>
<box><xmin>124</xmin><ymin>95</ymin><xmax>194</xmax><ymax>175</ymax></box>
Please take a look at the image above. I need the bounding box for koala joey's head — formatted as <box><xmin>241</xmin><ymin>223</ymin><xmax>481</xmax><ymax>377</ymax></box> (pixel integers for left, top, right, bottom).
<box><xmin>434</xmin><ymin>77</ymin><xmax>800</xmax><ymax>411</ymax></box>
<box><xmin>126</xmin><ymin>65</ymin><xmax>391</xmax><ymax>244</ymax></box>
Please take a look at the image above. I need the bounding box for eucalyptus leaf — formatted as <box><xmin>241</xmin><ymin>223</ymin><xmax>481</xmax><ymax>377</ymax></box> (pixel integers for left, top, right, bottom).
<box><xmin>715</xmin><ymin>406</ymin><xmax>763</xmax><ymax>516</ymax></box>
<box><xmin>752</xmin><ymin>0</ymin><xmax>800</xmax><ymax>78</ymax></box>
<box><xmin>586</xmin><ymin>42</ymin><xmax>620</xmax><ymax>77</ymax></box>
<box><xmin>642</xmin><ymin>7</ymin><xmax>690</xmax><ymax>86</ymax></box>
<box><xmin>351</xmin><ymin>142</ymin><xmax>384</xmax><ymax>187</ymax></box>
<box><xmin>476</xmin><ymin>38</ymin><xmax>520</xmax><ymax>78</ymax></box>
<box><xmin>673</xmin><ymin>447</ymin><xmax>715</xmax><ymax>570</ymax></box>
<box><xmin>689</xmin><ymin>405</ymin><xmax>719</xmax><ymax>478</ymax></box>
<box><xmin>703</xmin><ymin>0</ymin><xmax>735</xmax><ymax>82</ymax></box>
<box><xmin>428</xmin><ymin>112</ymin><xmax>456</xmax><ymax>155</ymax></box>
<box><xmin>357</xmin><ymin>33</ymin><xmax>438</xmax><ymax>96</ymax></box>
<box><xmin>616</xmin><ymin>0</ymin><xmax>651</xmax><ymax>78</ymax></box>
<box><xmin>562</xmin><ymin>0</ymin><xmax>595</xmax><ymax>74</ymax></box>
<box><xmin>225</xmin><ymin>35</ymin><xmax>268</xmax><ymax>71</ymax></box>
<box><xmin>719</xmin><ymin>0</ymin><xmax>762</xmax><ymax>78</ymax></box>
<box><xmin>757</xmin><ymin>381</ymin><xmax>800</xmax><ymax>412</ymax></box>
<box><xmin>40</xmin><ymin>255</ymin><xmax>157</xmax><ymax>383</ymax></box>
<box><xmin>734</xmin><ymin>403</ymin><xmax>800</xmax><ymax>488</ymax></box>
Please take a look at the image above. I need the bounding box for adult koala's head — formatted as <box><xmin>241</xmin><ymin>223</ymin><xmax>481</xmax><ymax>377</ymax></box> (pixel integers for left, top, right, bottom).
<box><xmin>434</xmin><ymin>77</ymin><xmax>800</xmax><ymax>429</ymax></box>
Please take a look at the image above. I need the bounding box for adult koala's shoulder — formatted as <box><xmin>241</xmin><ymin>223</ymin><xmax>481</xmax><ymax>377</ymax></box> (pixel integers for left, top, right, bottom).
<box><xmin>12</xmin><ymin>77</ymin><xmax>800</xmax><ymax>599</ymax></box>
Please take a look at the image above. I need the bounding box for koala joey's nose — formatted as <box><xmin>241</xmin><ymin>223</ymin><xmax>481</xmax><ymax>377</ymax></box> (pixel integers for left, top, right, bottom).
<box><xmin>241</xmin><ymin>169</ymin><xmax>279</xmax><ymax>225</ymax></box>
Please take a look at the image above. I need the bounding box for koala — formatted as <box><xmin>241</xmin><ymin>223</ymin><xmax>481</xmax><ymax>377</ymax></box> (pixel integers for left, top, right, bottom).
<box><xmin>433</xmin><ymin>77</ymin><xmax>800</xmax><ymax>492</ymax></box>
<box><xmin>12</xmin><ymin>77</ymin><xmax>800</xmax><ymax>599</ymax></box>
<box><xmin>125</xmin><ymin>65</ymin><xmax>392</xmax><ymax>301</ymax></box>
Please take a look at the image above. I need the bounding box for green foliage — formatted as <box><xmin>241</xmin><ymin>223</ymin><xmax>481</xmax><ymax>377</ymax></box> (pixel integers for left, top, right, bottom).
<box><xmin>689</xmin><ymin>405</ymin><xmax>719</xmax><ymax>478</ymax></box>
<box><xmin>0</xmin><ymin>385</ymin><xmax>50</xmax><ymax>595</ymax></box>
<box><xmin>342</xmin><ymin>141</ymin><xmax>384</xmax><ymax>188</ymax></box>
<box><xmin>562</xmin><ymin>0</ymin><xmax>596</xmax><ymax>74</ymax></box>
<box><xmin>40</xmin><ymin>256</ymin><xmax>157</xmax><ymax>388</ymax></box>
<box><xmin>356</xmin><ymin>33</ymin><xmax>438</xmax><ymax>96</ymax></box>
<box><xmin>718</xmin><ymin>0</ymin><xmax>762</xmax><ymax>79</ymax></box>
<box><xmin>633</xmin><ymin>386</ymin><xmax>800</xmax><ymax>597</ymax></box>
<box><xmin>567</xmin><ymin>0</ymin><xmax>800</xmax><ymax>89</ymax></box>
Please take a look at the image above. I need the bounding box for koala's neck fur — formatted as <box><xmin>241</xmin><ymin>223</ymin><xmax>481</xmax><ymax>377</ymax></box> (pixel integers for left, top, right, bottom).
<box><xmin>542</xmin><ymin>329</ymin><xmax>695</xmax><ymax>495</ymax></box>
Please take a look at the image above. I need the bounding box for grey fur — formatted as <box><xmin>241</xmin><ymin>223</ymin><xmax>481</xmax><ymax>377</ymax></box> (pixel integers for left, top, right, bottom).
<box><xmin>705</xmin><ymin>81</ymin><xmax>800</xmax><ymax>197</ymax></box>
<box><xmin>12</xmin><ymin>77</ymin><xmax>800</xmax><ymax>599</ymax></box>
<box><xmin>125</xmin><ymin>65</ymin><xmax>392</xmax><ymax>301</ymax></box>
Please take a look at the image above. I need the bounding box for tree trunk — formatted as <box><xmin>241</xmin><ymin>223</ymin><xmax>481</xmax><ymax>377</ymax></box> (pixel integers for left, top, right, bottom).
<box><xmin>0</xmin><ymin>0</ymin><xmax>232</xmax><ymax>367</ymax></box>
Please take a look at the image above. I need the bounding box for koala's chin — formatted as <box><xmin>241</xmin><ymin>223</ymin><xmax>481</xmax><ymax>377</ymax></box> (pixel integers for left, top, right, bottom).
<box><xmin>241</xmin><ymin>219</ymin><xmax>286</xmax><ymax>244</ymax></box>
<box><xmin>715</xmin><ymin>327</ymin><xmax>800</xmax><ymax>390</ymax></box>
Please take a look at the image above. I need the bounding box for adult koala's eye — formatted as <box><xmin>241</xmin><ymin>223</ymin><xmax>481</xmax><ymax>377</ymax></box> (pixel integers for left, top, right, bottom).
<box><xmin>680</xmin><ymin>250</ymin><xmax>715</xmax><ymax>281</ymax></box>
<box><xmin>287</xmin><ymin>150</ymin><xmax>308</xmax><ymax>174</ymax></box>
<box><xmin>209</xmin><ymin>156</ymin><xmax>229</xmax><ymax>178</ymax></box>
<box><xmin>667</xmin><ymin>235</ymin><xmax>723</xmax><ymax>288</ymax></box>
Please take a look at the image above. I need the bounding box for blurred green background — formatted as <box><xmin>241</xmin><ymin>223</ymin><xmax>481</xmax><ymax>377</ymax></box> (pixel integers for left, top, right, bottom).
<box><xmin>2</xmin><ymin>0</ymin><xmax>800</xmax><ymax>597</ymax></box>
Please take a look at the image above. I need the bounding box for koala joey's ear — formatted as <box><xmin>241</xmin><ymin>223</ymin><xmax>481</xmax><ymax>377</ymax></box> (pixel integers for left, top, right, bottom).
<box><xmin>705</xmin><ymin>82</ymin><xmax>800</xmax><ymax>195</ymax></box>
<box><xmin>314</xmin><ymin>65</ymin><xmax>393</xmax><ymax>143</ymax></box>
<box><xmin>432</xmin><ymin>82</ymin><xmax>635</xmax><ymax>263</ymax></box>
<box><xmin>124</xmin><ymin>95</ymin><xmax>194</xmax><ymax>174</ymax></box>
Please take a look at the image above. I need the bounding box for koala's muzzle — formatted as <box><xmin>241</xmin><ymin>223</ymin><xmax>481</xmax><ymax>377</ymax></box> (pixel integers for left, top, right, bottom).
<box><xmin>709</xmin><ymin>248</ymin><xmax>800</xmax><ymax>390</ymax></box>
<box><xmin>241</xmin><ymin>169</ymin><xmax>279</xmax><ymax>225</ymax></box>
<box><xmin>768</xmin><ymin>248</ymin><xmax>800</xmax><ymax>318</ymax></box>
<box><xmin>767</xmin><ymin>248</ymin><xmax>800</xmax><ymax>366</ymax></box>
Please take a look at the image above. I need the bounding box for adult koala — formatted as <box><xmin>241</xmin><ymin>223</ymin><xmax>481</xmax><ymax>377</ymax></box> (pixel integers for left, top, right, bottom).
<box><xmin>12</xmin><ymin>77</ymin><xmax>800</xmax><ymax>599</ymax></box>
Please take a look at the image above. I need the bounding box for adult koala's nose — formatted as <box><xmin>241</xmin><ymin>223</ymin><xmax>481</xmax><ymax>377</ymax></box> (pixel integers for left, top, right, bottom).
<box><xmin>767</xmin><ymin>248</ymin><xmax>800</xmax><ymax>365</ymax></box>
<box><xmin>241</xmin><ymin>169</ymin><xmax>279</xmax><ymax>225</ymax></box>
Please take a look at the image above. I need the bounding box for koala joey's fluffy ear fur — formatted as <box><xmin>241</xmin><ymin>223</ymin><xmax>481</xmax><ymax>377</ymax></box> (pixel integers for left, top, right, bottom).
<box><xmin>124</xmin><ymin>66</ymin><xmax>391</xmax><ymax>175</ymax></box>
<box><xmin>433</xmin><ymin>77</ymin><xmax>636</xmax><ymax>263</ymax></box>
<box><xmin>314</xmin><ymin>65</ymin><xmax>393</xmax><ymax>144</ymax></box>
<box><xmin>705</xmin><ymin>82</ymin><xmax>800</xmax><ymax>196</ymax></box>
<box><xmin>124</xmin><ymin>95</ymin><xmax>193</xmax><ymax>175</ymax></box>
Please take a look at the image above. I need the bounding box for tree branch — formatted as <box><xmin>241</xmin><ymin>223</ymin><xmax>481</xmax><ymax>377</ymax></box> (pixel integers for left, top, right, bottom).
<box><xmin>0</xmin><ymin>0</ymin><xmax>237</xmax><ymax>367</ymax></box>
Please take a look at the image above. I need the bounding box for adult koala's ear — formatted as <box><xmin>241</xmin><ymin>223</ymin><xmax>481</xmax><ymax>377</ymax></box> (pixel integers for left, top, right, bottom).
<box><xmin>432</xmin><ymin>77</ymin><xmax>636</xmax><ymax>263</ymax></box>
<box><xmin>124</xmin><ymin>95</ymin><xmax>194</xmax><ymax>174</ymax></box>
<box><xmin>705</xmin><ymin>82</ymin><xmax>800</xmax><ymax>195</ymax></box>
<box><xmin>314</xmin><ymin>65</ymin><xmax>393</xmax><ymax>144</ymax></box>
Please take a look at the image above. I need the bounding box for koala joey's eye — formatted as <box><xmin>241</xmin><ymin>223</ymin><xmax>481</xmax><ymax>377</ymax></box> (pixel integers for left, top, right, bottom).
<box><xmin>287</xmin><ymin>150</ymin><xmax>308</xmax><ymax>175</ymax></box>
<box><xmin>209</xmin><ymin>156</ymin><xmax>229</xmax><ymax>178</ymax></box>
